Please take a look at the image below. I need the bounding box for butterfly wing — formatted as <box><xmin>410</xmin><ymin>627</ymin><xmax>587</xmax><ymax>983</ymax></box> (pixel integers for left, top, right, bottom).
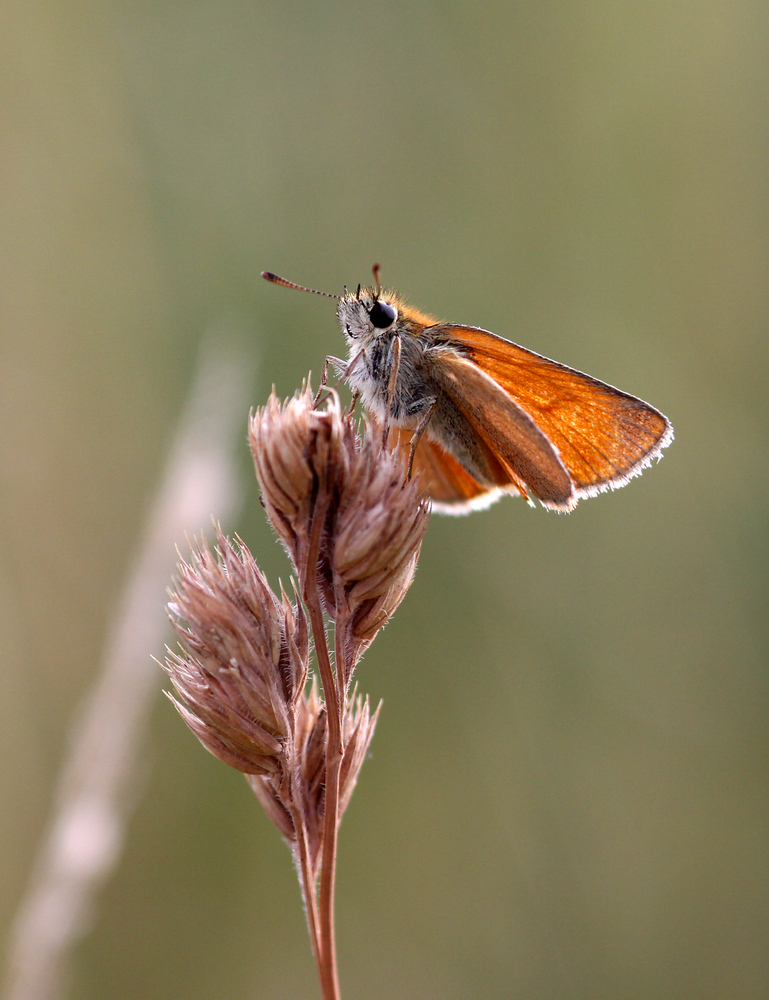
<box><xmin>429</xmin><ymin>324</ymin><xmax>673</xmax><ymax>502</ymax></box>
<box><xmin>383</xmin><ymin>423</ymin><xmax>511</xmax><ymax>514</ymax></box>
<box><xmin>419</xmin><ymin>349</ymin><xmax>578</xmax><ymax>509</ymax></box>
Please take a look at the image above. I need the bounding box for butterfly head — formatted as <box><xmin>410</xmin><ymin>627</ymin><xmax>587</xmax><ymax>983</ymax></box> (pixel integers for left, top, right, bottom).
<box><xmin>337</xmin><ymin>285</ymin><xmax>401</xmax><ymax>349</ymax></box>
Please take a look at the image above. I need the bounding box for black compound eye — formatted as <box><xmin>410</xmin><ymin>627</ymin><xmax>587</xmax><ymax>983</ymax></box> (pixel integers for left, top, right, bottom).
<box><xmin>369</xmin><ymin>300</ymin><xmax>397</xmax><ymax>329</ymax></box>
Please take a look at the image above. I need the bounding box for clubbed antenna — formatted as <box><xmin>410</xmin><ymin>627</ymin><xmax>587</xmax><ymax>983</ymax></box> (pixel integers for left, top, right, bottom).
<box><xmin>261</xmin><ymin>271</ymin><xmax>340</xmax><ymax>299</ymax></box>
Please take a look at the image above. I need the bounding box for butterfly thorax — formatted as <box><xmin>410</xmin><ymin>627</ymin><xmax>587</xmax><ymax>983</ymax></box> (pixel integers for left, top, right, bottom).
<box><xmin>336</xmin><ymin>288</ymin><xmax>447</xmax><ymax>423</ymax></box>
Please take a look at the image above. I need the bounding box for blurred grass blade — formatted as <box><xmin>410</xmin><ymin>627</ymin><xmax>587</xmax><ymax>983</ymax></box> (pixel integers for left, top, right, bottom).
<box><xmin>3</xmin><ymin>330</ymin><xmax>253</xmax><ymax>1000</ymax></box>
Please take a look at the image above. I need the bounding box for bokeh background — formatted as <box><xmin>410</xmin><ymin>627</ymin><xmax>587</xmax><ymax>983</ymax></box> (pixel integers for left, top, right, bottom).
<box><xmin>2</xmin><ymin>2</ymin><xmax>767</xmax><ymax>998</ymax></box>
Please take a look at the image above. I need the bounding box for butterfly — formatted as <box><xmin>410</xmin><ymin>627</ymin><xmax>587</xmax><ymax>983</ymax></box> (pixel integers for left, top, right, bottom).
<box><xmin>263</xmin><ymin>268</ymin><xmax>673</xmax><ymax>513</ymax></box>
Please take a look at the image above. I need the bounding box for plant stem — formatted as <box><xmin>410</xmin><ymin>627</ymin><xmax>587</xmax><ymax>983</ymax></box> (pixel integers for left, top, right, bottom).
<box><xmin>306</xmin><ymin>600</ymin><xmax>342</xmax><ymax>1000</ymax></box>
<box><xmin>302</xmin><ymin>496</ymin><xmax>343</xmax><ymax>1000</ymax></box>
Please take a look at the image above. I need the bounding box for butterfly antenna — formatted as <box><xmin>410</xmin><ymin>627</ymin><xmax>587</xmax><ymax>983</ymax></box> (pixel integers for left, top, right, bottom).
<box><xmin>372</xmin><ymin>263</ymin><xmax>382</xmax><ymax>296</ymax></box>
<box><xmin>261</xmin><ymin>271</ymin><xmax>340</xmax><ymax>299</ymax></box>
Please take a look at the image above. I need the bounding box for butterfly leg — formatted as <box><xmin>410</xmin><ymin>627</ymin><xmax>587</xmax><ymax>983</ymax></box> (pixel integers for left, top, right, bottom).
<box><xmin>313</xmin><ymin>355</ymin><xmax>339</xmax><ymax>405</ymax></box>
<box><xmin>405</xmin><ymin>398</ymin><xmax>436</xmax><ymax>479</ymax></box>
<box><xmin>381</xmin><ymin>336</ymin><xmax>402</xmax><ymax>446</ymax></box>
<box><xmin>314</xmin><ymin>351</ymin><xmax>363</xmax><ymax>406</ymax></box>
<box><xmin>346</xmin><ymin>391</ymin><xmax>360</xmax><ymax>417</ymax></box>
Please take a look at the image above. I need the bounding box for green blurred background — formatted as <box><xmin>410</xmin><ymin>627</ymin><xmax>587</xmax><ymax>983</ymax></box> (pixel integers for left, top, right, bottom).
<box><xmin>2</xmin><ymin>2</ymin><xmax>767</xmax><ymax>998</ymax></box>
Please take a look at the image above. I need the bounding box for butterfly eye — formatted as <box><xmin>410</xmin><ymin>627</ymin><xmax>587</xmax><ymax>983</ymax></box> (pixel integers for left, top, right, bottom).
<box><xmin>368</xmin><ymin>300</ymin><xmax>397</xmax><ymax>329</ymax></box>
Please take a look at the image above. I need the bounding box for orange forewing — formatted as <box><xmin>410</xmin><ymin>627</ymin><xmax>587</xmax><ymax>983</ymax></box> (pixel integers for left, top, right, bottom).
<box><xmin>422</xmin><ymin>349</ymin><xmax>578</xmax><ymax>508</ymax></box>
<box><xmin>433</xmin><ymin>324</ymin><xmax>672</xmax><ymax>498</ymax></box>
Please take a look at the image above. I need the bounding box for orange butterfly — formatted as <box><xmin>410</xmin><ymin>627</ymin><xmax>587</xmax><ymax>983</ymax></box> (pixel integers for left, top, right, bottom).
<box><xmin>263</xmin><ymin>268</ymin><xmax>673</xmax><ymax>513</ymax></box>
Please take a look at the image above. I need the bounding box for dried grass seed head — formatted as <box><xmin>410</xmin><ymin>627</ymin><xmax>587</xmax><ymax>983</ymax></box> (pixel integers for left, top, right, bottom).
<box><xmin>249</xmin><ymin>385</ymin><xmax>349</xmax><ymax>568</ymax></box>
<box><xmin>249</xmin><ymin>385</ymin><xmax>429</xmax><ymax>637</ymax></box>
<box><xmin>331</xmin><ymin>422</ymin><xmax>429</xmax><ymax>599</ymax></box>
<box><xmin>247</xmin><ymin>679</ymin><xmax>379</xmax><ymax>867</ymax></box>
<box><xmin>164</xmin><ymin>528</ymin><xmax>308</xmax><ymax>776</ymax></box>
